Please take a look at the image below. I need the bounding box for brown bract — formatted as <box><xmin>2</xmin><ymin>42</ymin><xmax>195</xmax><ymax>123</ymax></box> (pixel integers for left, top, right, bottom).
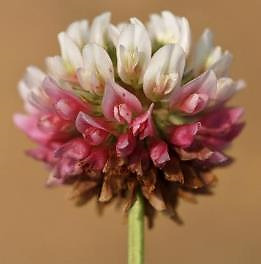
<box><xmin>70</xmin><ymin>150</ymin><xmax>217</xmax><ymax>227</ymax></box>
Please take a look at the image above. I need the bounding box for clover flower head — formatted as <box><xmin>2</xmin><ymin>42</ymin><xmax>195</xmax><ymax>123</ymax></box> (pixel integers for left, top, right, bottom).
<box><xmin>14</xmin><ymin>11</ymin><xmax>245</xmax><ymax>225</ymax></box>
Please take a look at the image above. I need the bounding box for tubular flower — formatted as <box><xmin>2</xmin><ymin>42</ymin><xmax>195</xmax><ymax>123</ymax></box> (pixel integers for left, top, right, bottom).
<box><xmin>14</xmin><ymin>11</ymin><xmax>245</xmax><ymax>226</ymax></box>
<box><xmin>116</xmin><ymin>18</ymin><xmax>151</xmax><ymax>86</ymax></box>
<box><xmin>147</xmin><ymin>11</ymin><xmax>191</xmax><ymax>55</ymax></box>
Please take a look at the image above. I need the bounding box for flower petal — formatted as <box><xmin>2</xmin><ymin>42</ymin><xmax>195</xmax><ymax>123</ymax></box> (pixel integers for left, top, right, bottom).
<box><xmin>54</xmin><ymin>138</ymin><xmax>91</xmax><ymax>160</ymax></box>
<box><xmin>116</xmin><ymin>132</ymin><xmax>136</xmax><ymax>157</ymax></box>
<box><xmin>89</xmin><ymin>12</ymin><xmax>111</xmax><ymax>47</ymax></box>
<box><xmin>149</xmin><ymin>140</ymin><xmax>170</xmax><ymax>167</ymax></box>
<box><xmin>190</xmin><ymin>28</ymin><xmax>213</xmax><ymax>74</ymax></box>
<box><xmin>107</xmin><ymin>24</ymin><xmax>120</xmax><ymax>47</ymax></box>
<box><xmin>215</xmin><ymin>78</ymin><xmax>245</xmax><ymax>102</ymax></box>
<box><xmin>81</xmin><ymin>148</ymin><xmax>108</xmax><ymax>171</ymax></box>
<box><xmin>143</xmin><ymin>44</ymin><xmax>185</xmax><ymax>101</ymax></box>
<box><xmin>209</xmin><ymin>50</ymin><xmax>233</xmax><ymax>78</ymax></box>
<box><xmin>117</xmin><ymin>18</ymin><xmax>151</xmax><ymax>85</ymax></box>
<box><xmin>58</xmin><ymin>32</ymin><xmax>83</xmax><ymax>71</ymax></box>
<box><xmin>13</xmin><ymin>114</ymin><xmax>52</xmax><ymax>144</ymax></box>
<box><xmin>77</xmin><ymin>43</ymin><xmax>114</xmax><ymax>95</ymax></box>
<box><xmin>178</xmin><ymin>93</ymin><xmax>209</xmax><ymax>114</ymax></box>
<box><xmin>170</xmin><ymin>122</ymin><xmax>201</xmax><ymax>148</ymax></box>
<box><xmin>131</xmin><ymin>103</ymin><xmax>155</xmax><ymax>139</ymax></box>
<box><xmin>147</xmin><ymin>11</ymin><xmax>191</xmax><ymax>55</ymax></box>
<box><xmin>46</xmin><ymin>56</ymin><xmax>67</xmax><ymax>80</ymax></box>
<box><xmin>42</xmin><ymin>77</ymin><xmax>90</xmax><ymax>120</ymax></box>
<box><xmin>66</xmin><ymin>20</ymin><xmax>89</xmax><ymax>47</ymax></box>
<box><xmin>102</xmin><ymin>81</ymin><xmax>142</xmax><ymax>122</ymax></box>
<box><xmin>178</xmin><ymin>16</ymin><xmax>191</xmax><ymax>56</ymax></box>
<box><xmin>170</xmin><ymin>70</ymin><xmax>217</xmax><ymax>114</ymax></box>
<box><xmin>196</xmin><ymin>107</ymin><xmax>245</xmax><ymax>150</ymax></box>
<box><xmin>200</xmin><ymin>107</ymin><xmax>244</xmax><ymax>135</ymax></box>
<box><xmin>17</xmin><ymin>66</ymin><xmax>47</xmax><ymax>113</ymax></box>
<box><xmin>75</xmin><ymin>112</ymin><xmax>110</xmax><ymax>145</ymax></box>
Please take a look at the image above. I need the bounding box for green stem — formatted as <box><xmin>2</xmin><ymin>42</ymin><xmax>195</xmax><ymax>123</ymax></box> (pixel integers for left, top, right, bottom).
<box><xmin>128</xmin><ymin>190</ymin><xmax>145</xmax><ymax>264</ymax></box>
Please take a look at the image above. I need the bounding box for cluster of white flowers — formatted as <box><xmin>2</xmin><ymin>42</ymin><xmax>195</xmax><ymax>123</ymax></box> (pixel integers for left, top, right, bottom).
<box><xmin>42</xmin><ymin>11</ymin><xmax>243</xmax><ymax>106</ymax></box>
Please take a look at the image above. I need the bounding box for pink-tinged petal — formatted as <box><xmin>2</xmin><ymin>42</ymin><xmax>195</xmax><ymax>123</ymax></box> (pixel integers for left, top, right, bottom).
<box><xmin>149</xmin><ymin>140</ymin><xmax>170</xmax><ymax>167</ymax></box>
<box><xmin>42</xmin><ymin>77</ymin><xmax>63</xmax><ymax>101</ymax></box>
<box><xmin>55</xmin><ymin>98</ymin><xmax>80</xmax><ymax>121</ymax></box>
<box><xmin>45</xmin><ymin>138</ymin><xmax>93</xmax><ymax>183</ymax></box>
<box><xmin>208</xmin><ymin>151</ymin><xmax>229</xmax><ymax>165</ymax></box>
<box><xmin>42</xmin><ymin>77</ymin><xmax>90</xmax><ymax>120</ymax></box>
<box><xmin>54</xmin><ymin>138</ymin><xmax>91</xmax><ymax>160</ymax></box>
<box><xmin>201</xmin><ymin>123</ymin><xmax>245</xmax><ymax>150</ymax></box>
<box><xmin>197</xmin><ymin>151</ymin><xmax>231</xmax><ymax>169</ymax></box>
<box><xmin>116</xmin><ymin>132</ymin><xmax>136</xmax><ymax>157</ymax></box>
<box><xmin>26</xmin><ymin>142</ymin><xmax>61</xmax><ymax>164</ymax></box>
<box><xmin>75</xmin><ymin>112</ymin><xmax>111</xmax><ymax>145</ymax></box>
<box><xmin>170</xmin><ymin>122</ymin><xmax>201</xmax><ymax>148</ymax></box>
<box><xmin>76</xmin><ymin>112</ymin><xmax>111</xmax><ymax>132</ymax></box>
<box><xmin>131</xmin><ymin>103</ymin><xmax>155</xmax><ymax>139</ymax></box>
<box><xmin>43</xmin><ymin>76</ymin><xmax>83</xmax><ymax>105</ymax></box>
<box><xmin>43</xmin><ymin>76</ymin><xmax>81</xmax><ymax>106</ymax></box>
<box><xmin>200</xmin><ymin>107</ymin><xmax>244</xmax><ymax>135</ymax></box>
<box><xmin>102</xmin><ymin>81</ymin><xmax>142</xmax><ymax>122</ymax></box>
<box><xmin>178</xmin><ymin>93</ymin><xmax>209</xmax><ymax>114</ymax></box>
<box><xmin>111</xmin><ymin>82</ymin><xmax>142</xmax><ymax>112</ymax></box>
<box><xmin>56</xmin><ymin>158</ymin><xmax>83</xmax><ymax>178</ymax></box>
<box><xmin>13</xmin><ymin>114</ymin><xmax>52</xmax><ymax>144</ymax></box>
<box><xmin>200</xmin><ymin>136</ymin><xmax>228</xmax><ymax>150</ymax></box>
<box><xmin>222</xmin><ymin>122</ymin><xmax>245</xmax><ymax>142</ymax></box>
<box><xmin>170</xmin><ymin>70</ymin><xmax>217</xmax><ymax>113</ymax></box>
<box><xmin>190</xmin><ymin>107</ymin><xmax>246</xmax><ymax>151</ymax></box>
<box><xmin>113</xmin><ymin>103</ymin><xmax>132</xmax><ymax>124</ymax></box>
<box><xmin>81</xmin><ymin>148</ymin><xmax>108</xmax><ymax>171</ymax></box>
<box><xmin>37</xmin><ymin>113</ymin><xmax>71</xmax><ymax>134</ymax></box>
<box><xmin>27</xmin><ymin>147</ymin><xmax>49</xmax><ymax>161</ymax></box>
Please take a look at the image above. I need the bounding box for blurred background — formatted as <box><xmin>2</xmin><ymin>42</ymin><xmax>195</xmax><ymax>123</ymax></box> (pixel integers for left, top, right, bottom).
<box><xmin>0</xmin><ymin>0</ymin><xmax>260</xmax><ymax>263</ymax></box>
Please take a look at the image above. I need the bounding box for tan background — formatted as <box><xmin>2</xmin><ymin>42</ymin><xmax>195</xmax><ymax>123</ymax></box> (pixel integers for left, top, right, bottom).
<box><xmin>0</xmin><ymin>0</ymin><xmax>260</xmax><ymax>263</ymax></box>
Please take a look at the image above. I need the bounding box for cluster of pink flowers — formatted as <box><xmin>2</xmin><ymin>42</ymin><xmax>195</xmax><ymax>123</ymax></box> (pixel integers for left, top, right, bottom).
<box><xmin>14</xmin><ymin>11</ymin><xmax>244</xmax><ymax>223</ymax></box>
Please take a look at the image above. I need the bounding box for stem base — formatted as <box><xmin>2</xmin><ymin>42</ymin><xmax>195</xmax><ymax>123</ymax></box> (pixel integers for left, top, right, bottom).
<box><xmin>128</xmin><ymin>191</ymin><xmax>144</xmax><ymax>264</ymax></box>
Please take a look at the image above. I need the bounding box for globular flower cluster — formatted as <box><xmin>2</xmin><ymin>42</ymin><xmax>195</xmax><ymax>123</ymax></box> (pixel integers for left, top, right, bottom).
<box><xmin>14</xmin><ymin>11</ymin><xmax>245</xmax><ymax>225</ymax></box>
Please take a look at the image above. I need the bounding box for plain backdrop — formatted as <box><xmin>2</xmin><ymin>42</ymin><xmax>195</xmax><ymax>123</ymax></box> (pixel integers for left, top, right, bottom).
<box><xmin>0</xmin><ymin>0</ymin><xmax>260</xmax><ymax>263</ymax></box>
